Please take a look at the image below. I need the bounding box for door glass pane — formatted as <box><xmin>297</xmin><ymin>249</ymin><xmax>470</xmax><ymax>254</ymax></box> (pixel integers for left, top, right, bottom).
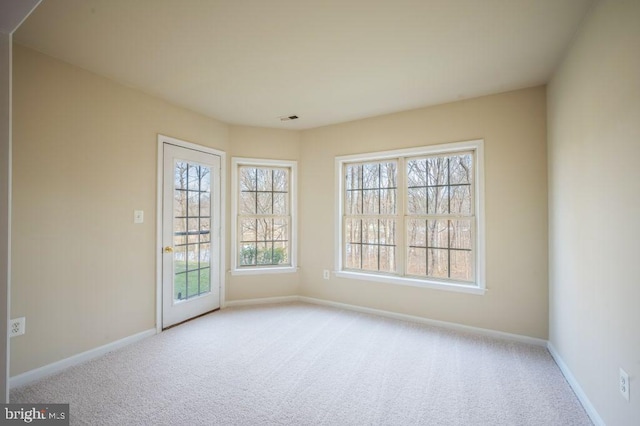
<box><xmin>174</xmin><ymin>190</ymin><xmax>187</xmax><ymax>217</ymax></box>
<box><xmin>199</xmin><ymin>268</ymin><xmax>211</xmax><ymax>293</ymax></box>
<box><xmin>200</xmin><ymin>193</ymin><xmax>211</xmax><ymax>217</ymax></box>
<box><xmin>173</xmin><ymin>161</ymin><xmax>213</xmax><ymax>301</ymax></box>
<box><xmin>200</xmin><ymin>219</ymin><xmax>211</xmax><ymax>243</ymax></box>
<box><xmin>200</xmin><ymin>243</ymin><xmax>211</xmax><ymax>269</ymax></box>
<box><xmin>200</xmin><ymin>169</ymin><xmax>211</xmax><ymax>192</ymax></box>
<box><xmin>187</xmin><ymin>270</ymin><xmax>199</xmax><ymax>299</ymax></box>
<box><xmin>174</xmin><ymin>246</ymin><xmax>186</xmax><ymax>273</ymax></box>
<box><xmin>187</xmin><ymin>219</ymin><xmax>199</xmax><ymax>244</ymax></box>
<box><xmin>175</xmin><ymin>272</ymin><xmax>187</xmax><ymax>301</ymax></box>
<box><xmin>186</xmin><ymin>244</ymin><xmax>199</xmax><ymax>271</ymax></box>
<box><xmin>175</xmin><ymin>161</ymin><xmax>188</xmax><ymax>189</ymax></box>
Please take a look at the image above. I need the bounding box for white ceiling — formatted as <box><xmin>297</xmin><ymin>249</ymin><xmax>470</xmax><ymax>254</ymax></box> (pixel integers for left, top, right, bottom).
<box><xmin>14</xmin><ymin>0</ymin><xmax>593</xmax><ymax>129</ymax></box>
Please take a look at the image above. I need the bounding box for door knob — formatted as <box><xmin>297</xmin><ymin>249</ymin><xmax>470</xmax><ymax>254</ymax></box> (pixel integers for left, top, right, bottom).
<box><xmin>163</xmin><ymin>246</ymin><xmax>174</xmax><ymax>253</ymax></box>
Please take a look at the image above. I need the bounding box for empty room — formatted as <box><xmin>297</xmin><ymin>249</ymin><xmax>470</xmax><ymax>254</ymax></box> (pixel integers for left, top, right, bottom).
<box><xmin>1</xmin><ymin>0</ymin><xmax>638</xmax><ymax>424</ymax></box>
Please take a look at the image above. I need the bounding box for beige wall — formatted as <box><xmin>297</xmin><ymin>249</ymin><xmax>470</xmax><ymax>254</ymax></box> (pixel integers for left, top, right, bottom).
<box><xmin>548</xmin><ymin>0</ymin><xmax>640</xmax><ymax>424</ymax></box>
<box><xmin>1</xmin><ymin>31</ymin><xmax>10</xmax><ymax>402</ymax></box>
<box><xmin>10</xmin><ymin>45</ymin><xmax>229</xmax><ymax>376</ymax></box>
<box><xmin>300</xmin><ymin>87</ymin><xmax>549</xmax><ymax>339</ymax></box>
<box><xmin>226</xmin><ymin>125</ymin><xmax>301</xmax><ymax>300</ymax></box>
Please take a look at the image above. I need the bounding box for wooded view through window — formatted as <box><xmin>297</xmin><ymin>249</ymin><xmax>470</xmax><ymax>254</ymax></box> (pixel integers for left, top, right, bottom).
<box><xmin>238</xmin><ymin>166</ymin><xmax>291</xmax><ymax>267</ymax></box>
<box><xmin>341</xmin><ymin>146</ymin><xmax>477</xmax><ymax>286</ymax></box>
<box><xmin>173</xmin><ymin>161</ymin><xmax>212</xmax><ymax>300</ymax></box>
<box><xmin>406</xmin><ymin>154</ymin><xmax>474</xmax><ymax>282</ymax></box>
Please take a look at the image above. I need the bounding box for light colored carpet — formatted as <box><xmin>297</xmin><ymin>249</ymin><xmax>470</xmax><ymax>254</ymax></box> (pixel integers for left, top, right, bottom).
<box><xmin>11</xmin><ymin>302</ymin><xmax>591</xmax><ymax>425</ymax></box>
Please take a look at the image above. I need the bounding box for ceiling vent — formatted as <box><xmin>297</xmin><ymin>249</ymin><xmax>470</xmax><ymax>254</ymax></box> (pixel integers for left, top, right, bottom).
<box><xmin>279</xmin><ymin>115</ymin><xmax>299</xmax><ymax>121</ymax></box>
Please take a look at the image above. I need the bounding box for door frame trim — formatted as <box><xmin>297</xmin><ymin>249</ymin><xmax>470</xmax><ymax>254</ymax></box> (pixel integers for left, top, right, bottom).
<box><xmin>156</xmin><ymin>134</ymin><xmax>226</xmax><ymax>334</ymax></box>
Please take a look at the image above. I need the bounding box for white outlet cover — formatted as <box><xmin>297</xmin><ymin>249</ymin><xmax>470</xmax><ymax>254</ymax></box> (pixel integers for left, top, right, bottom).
<box><xmin>9</xmin><ymin>317</ymin><xmax>25</xmax><ymax>337</ymax></box>
<box><xmin>620</xmin><ymin>368</ymin><xmax>630</xmax><ymax>401</ymax></box>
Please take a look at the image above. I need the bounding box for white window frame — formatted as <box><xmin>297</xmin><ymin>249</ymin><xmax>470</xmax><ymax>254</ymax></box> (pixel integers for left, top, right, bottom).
<box><xmin>335</xmin><ymin>140</ymin><xmax>485</xmax><ymax>295</ymax></box>
<box><xmin>231</xmin><ymin>157</ymin><xmax>297</xmax><ymax>275</ymax></box>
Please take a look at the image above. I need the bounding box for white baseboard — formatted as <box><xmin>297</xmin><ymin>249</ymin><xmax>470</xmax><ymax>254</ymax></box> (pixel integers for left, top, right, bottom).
<box><xmin>10</xmin><ymin>328</ymin><xmax>156</xmax><ymax>389</ymax></box>
<box><xmin>547</xmin><ymin>342</ymin><xmax>604</xmax><ymax>426</ymax></box>
<box><xmin>224</xmin><ymin>295</ymin><xmax>299</xmax><ymax>308</ymax></box>
<box><xmin>298</xmin><ymin>296</ymin><xmax>548</xmax><ymax>347</ymax></box>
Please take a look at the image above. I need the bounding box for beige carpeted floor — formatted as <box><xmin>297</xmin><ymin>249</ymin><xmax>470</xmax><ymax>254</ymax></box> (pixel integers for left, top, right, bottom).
<box><xmin>11</xmin><ymin>302</ymin><xmax>592</xmax><ymax>425</ymax></box>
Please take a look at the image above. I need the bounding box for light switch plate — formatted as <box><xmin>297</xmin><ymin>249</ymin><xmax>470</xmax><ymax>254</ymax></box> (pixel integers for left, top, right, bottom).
<box><xmin>134</xmin><ymin>210</ymin><xmax>144</xmax><ymax>224</ymax></box>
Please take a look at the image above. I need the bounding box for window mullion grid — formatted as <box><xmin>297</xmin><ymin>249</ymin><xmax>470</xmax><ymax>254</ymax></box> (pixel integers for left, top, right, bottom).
<box><xmin>239</xmin><ymin>214</ymin><xmax>290</xmax><ymax>266</ymax></box>
<box><xmin>471</xmin><ymin>156</ymin><xmax>477</xmax><ymax>284</ymax></box>
<box><xmin>338</xmin><ymin>145</ymin><xmax>479</xmax><ymax>287</ymax></box>
<box><xmin>359</xmin><ymin>216</ymin><xmax>363</xmax><ymax>270</ymax></box>
<box><xmin>236</xmin><ymin>212</ymin><xmax>242</xmax><ymax>267</ymax></box>
<box><xmin>341</xmin><ymin>164</ymin><xmax>347</xmax><ymax>270</ymax></box>
<box><xmin>254</xmin><ymin>168</ymin><xmax>259</xmax><ymax>266</ymax></box>
<box><xmin>254</xmin><ymin>168</ymin><xmax>258</xmax><ymax>217</ymax></box>
<box><xmin>425</xmin><ymin>158</ymin><xmax>429</xmax><ymax>275</ymax></box>
<box><xmin>377</xmin><ymin>165</ymin><xmax>381</xmax><ymax>271</ymax></box>
<box><xmin>396</xmin><ymin>157</ymin><xmax>405</xmax><ymax>277</ymax></box>
<box><xmin>345</xmin><ymin>212</ymin><xmax>401</xmax><ymax>273</ymax></box>
<box><xmin>185</xmin><ymin>163</ymin><xmax>190</xmax><ymax>299</ymax></box>
<box><xmin>235</xmin><ymin>163</ymin><xmax>295</xmax><ymax>271</ymax></box>
<box><xmin>253</xmin><ymin>217</ymin><xmax>258</xmax><ymax>266</ymax></box>
<box><xmin>359</xmin><ymin>165</ymin><xmax>364</xmax><ymax>270</ymax></box>
<box><xmin>197</xmin><ymin>167</ymin><xmax>201</xmax><ymax>296</ymax></box>
<box><xmin>270</xmin><ymin>217</ymin><xmax>275</xmax><ymax>265</ymax></box>
<box><xmin>270</xmin><ymin>170</ymin><xmax>274</xmax><ymax>263</ymax></box>
<box><xmin>447</xmin><ymin>158</ymin><xmax>451</xmax><ymax>279</ymax></box>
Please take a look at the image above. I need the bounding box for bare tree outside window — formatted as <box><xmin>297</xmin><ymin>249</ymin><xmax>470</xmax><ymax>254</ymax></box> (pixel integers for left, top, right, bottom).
<box><xmin>173</xmin><ymin>161</ymin><xmax>212</xmax><ymax>300</ymax></box>
<box><xmin>341</xmin><ymin>147</ymin><xmax>477</xmax><ymax>286</ymax></box>
<box><xmin>344</xmin><ymin>161</ymin><xmax>397</xmax><ymax>273</ymax></box>
<box><xmin>238</xmin><ymin>166</ymin><xmax>290</xmax><ymax>267</ymax></box>
<box><xmin>406</xmin><ymin>153</ymin><xmax>474</xmax><ymax>282</ymax></box>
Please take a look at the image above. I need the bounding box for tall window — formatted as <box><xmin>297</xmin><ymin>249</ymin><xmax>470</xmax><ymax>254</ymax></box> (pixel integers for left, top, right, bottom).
<box><xmin>232</xmin><ymin>158</ymin><xmax>297</xmax><ymax>274</ymax></box>
<box><xmin>344</xmin><ymin>161</ymin><xmax>398</xmax><ymax>273</ymax></box>
<box><xmin>336</xmin><ymin>140</ymin><xmax>484</xmax><ymax>293</ymax></box>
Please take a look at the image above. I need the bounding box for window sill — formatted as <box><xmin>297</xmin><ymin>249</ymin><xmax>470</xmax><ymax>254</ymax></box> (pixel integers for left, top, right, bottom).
<box><xmin>334</xmin><ymin>271</ymin><xmax>486</xmax><ymax>295</ymax></box>
<box><xmin>231</xmin><ymin>266</ymin><xmax>298</xmax><ymax>276</ymax></box>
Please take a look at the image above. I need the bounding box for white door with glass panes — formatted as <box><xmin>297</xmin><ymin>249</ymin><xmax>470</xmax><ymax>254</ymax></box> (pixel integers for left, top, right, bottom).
<box><xmin>162</xmin><ymin>142</ymin><xmax>221</xmax><ymax>328</ymax></box>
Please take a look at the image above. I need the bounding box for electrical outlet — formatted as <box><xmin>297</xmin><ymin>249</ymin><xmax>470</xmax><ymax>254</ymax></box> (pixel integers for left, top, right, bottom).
<box><xmin>323</xmin><ymin>269</ymin><xmax>330</xmax><ymax>280</ymax></box>
<box><xmin>9</xmin><ymin>317</ymin><xmax>25</xmax><ymax>337</ymax></box>
<box><xmin>620</xmin><ymin>368</ymin><xmax>630</xmax><ymax>401</ymax></box>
